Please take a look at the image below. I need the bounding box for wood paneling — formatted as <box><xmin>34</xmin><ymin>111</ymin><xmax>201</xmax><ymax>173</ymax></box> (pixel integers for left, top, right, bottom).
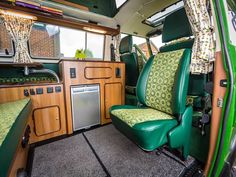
<box><xmin>85</xmin><ymin>67</ymin><xmax>112</xmax><ymax>79</ymax></box>
<box><xmin>60</xmin><ymin>60</ymin><xmax>125</xmax><ymax>134</ymax></box>
<box><xmin>0</xmin><ymin>2</ymin><xmax>119</xmax><ymax>36</ymax></box>
<box><xmin>0</xmin><ymin>84</ymin><xmax>67</xmax><ymax>143</ymax></box>
<box><xmin>104</xmin><ymin>83</ymin><xmax>122</xmax><ymax>119</ymax></box>
<box><xmin>8</xmin><ymin>123</ymin><xmax>29</xmax><ymax>177</ymax></box>
<box><xmin>33</xmin><ymin>106</ymin><xmax>61</xmax><ymax>136</ymax></box>
<box><xmin>204</xmin><ymin>52</ymin><xmax>226</xmax><ymax>175</ymax></box>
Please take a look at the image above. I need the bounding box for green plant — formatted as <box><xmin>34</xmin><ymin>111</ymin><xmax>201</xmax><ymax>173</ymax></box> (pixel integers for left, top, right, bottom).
<box><xmin>75</xmin><ymin>49</ymin><xmax>86</xmax><ymax>60</ymax></box>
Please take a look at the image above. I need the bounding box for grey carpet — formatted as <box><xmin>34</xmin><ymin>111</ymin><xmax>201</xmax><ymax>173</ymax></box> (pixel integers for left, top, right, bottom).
<box><xmin>31</xmin><ymin>134</ymin><xmax>106</xmax><ymax>177</ymax></box>
<box><xmin>84</xmin><ymin>125</ymin><xmax>194</xmax><ymax>177</ymax></box>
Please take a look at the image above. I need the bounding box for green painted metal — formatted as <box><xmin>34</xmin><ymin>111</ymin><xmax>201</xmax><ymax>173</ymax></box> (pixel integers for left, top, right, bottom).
<box><xmin>208</xmin><ymin>0</ymin><xmax>236</xmax><ymax>176</ymax></box>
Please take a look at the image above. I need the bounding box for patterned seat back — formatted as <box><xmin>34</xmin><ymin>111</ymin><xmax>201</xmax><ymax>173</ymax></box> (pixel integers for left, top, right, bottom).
<box><xmin>136</xmin><ymin>49</ymin><xmax>191</xmax><ymax>116</ymax></box>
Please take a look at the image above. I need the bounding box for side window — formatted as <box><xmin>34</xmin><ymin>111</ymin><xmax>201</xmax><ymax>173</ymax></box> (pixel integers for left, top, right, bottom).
<box><xmin>120</xmin><ymin>34</ymin><xmax>150</xmax><ymax>58</ymax></box>
<box><xmin>86</xmin><ymin>32</ymin><xmax>104</xmax><ymax>59</ymax></box>
<box><xmin>29</xmin><ymin>23</ymin><xmax>60</xmax><ymax>58</ymax></box>
<box><xmin>133</xmin><ymin>36</ymin><xmax>149</xmax><ymax>57</ymax></box>
<box><xmin>0</xmin><ymin>23</ymin><xmax>14</xmax><ymax>57</ymax></box>
<box><xmin>29</xmin><ymin>22</ymin><xmax>104</xmax><ymax>60</ymax></box>
<box><xmin>60</xmin><ymin>27</ymin><xmax>86</xmax><ymax>58</ymax></box>
<box><xmin>150</xmin><ymin>35</ymin><xmax>163</xmax><ymax>53</ymax></box>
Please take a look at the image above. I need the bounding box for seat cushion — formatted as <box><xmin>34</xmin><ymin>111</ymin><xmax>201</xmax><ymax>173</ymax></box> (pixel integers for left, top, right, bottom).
<box><xmin>0</xmin><ymin>98</ymin><xmax>32</xmax><ymax>177</ymax></box>
<box><xmin>111</xmin><ymin>107</ymin><xmax>174</xmax><ymax>127</ymax></box>
<box><xmin>110</xmin><ymin>105</ymin><xmax>178</xmax><ymax>151</ymax></box>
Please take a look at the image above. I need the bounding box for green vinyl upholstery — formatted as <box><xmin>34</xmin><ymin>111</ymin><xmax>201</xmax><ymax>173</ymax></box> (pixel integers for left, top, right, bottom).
<box><xmin>110</xmin><ymin>49</ymin><xmax>192</xmax><ymax>157</ymax></box>
<box><xmin>0</xmin><ymin>98</ymin><xmax>32</xmax><ymax>177</ymax></box>
<box><xmin>110</xmin><ymin>8</ymin><xmax>194</xmax><ymax>159</ymax></box>
<box><xmin>162</xmin><ymin>8</ymin><xmax>192</xmax><ymax>43</ymax></box>
<box><xmin>158</xmin><ymin>8</ymin><xmax>210</xmax><ymax>162</ymax></box>
<box><xmin>120</xmin><ymin>35</ymin><xmax>139</xmax><ymax>89</ymax></box>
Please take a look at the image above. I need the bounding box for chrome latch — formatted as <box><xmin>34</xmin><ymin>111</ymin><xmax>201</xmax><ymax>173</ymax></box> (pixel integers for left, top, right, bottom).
<box><xmin>217</xmin><ymin>98</ymin><xmax>224</xmax><ymax>107</ymax></box>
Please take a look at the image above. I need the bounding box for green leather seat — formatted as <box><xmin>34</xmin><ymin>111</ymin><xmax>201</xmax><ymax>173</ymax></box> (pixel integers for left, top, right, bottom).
<box><xmin>0</xmin><ymin>98</ymin><xmax>32</xmax><ymax>177</ymax></box>
<box><xmin>159</xmin><ymin>8</ymin><xmax>208</xmax><ymax>110</ymax></box>
<box><xmin>110</xmin><ymin>49</ymin><xmax>192</xmax><ymax>158</ymax></box>
<box><xmin>110</xmin><ymin>8</ymin><xmax>195</xmax><ymax>159</ymax></box>
<box><xmin>120</xmin><ymin>35</ymin><xmax>139</xmax><ymax>95</ymax></box>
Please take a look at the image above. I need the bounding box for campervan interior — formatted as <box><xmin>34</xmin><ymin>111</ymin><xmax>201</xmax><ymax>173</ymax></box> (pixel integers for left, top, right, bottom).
<box><xmin>0</xmin><ymin>0</ymin><xmax>236</xmax><ymax>177</ymax></box>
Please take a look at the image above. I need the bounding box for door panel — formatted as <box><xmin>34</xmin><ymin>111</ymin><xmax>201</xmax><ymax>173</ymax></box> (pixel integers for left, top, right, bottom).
<box><xmin>105</xmin><ymin>83</ymin><xmax>122</xmax><ymax>119</ymax></box>
<box><xmin>33</xmin><ymin>106</ymin><xmax>60</xmax><ymax>136</ymax></box>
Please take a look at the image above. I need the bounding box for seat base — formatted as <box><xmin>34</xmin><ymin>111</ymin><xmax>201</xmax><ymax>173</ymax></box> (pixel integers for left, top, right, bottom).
<box><xmin>110</xmin><ymin>105</ymin><xmax>178</xmax><ymax>151</ymax></box>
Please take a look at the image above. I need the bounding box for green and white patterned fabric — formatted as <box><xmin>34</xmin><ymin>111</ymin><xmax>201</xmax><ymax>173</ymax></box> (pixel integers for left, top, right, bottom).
<box><xmin>111</xmin><ymin>108</ymin><xmax>174</xmax><ymax>127</ymax></box>
<box><xmin>0</xmin><ymin>76</ymin><xmax>56</xmax><ymax>84</ymax></box>
<box><xmin>145</xmin><ymin>49</ymin><xmax>184</xmax><ymax>115</ymax></box>
<box><xmin>0</xmin><ymin>98</ymin><xmax>30</xmax><ymax>147</ymax></box>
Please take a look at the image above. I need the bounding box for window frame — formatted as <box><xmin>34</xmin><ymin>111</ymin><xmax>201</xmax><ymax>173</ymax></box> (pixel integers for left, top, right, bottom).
<box><xmin>27</xmin><ymin>22</ymin><xmax>105</xmax><ymax>61</ymax></box>
<box><xmin>142</xmin><ymin>0</ymin><xmax>183</xmax><ymax>28</ymax></box>
<box><xmin>0</xmin><ymin>23</ymin><xmax>16</xmax><ymax>58</ymax></box>
<box><xmin>0</xmin><ymin>40</ymin><xmax>15</xmax><ymax>58</ymax></box>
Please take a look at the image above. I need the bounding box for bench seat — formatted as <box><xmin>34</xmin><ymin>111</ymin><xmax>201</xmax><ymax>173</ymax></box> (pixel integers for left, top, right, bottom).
<box><xmin>0</xmin><ymin>98</ymin><xmax>32</xmax><ymax>177</ymax></box>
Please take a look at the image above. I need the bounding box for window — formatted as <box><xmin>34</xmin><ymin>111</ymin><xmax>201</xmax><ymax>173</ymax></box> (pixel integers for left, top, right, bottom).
<box><xmin>133</xmin><ymin>36</ymin><xmax>149</xmax><ymax>57</ymax></box>
<box><xmin>115</xmin><ymin>0</ymin><xmax>127</xmax><ymax>8</ymax></box>
<box><xmin>120</xmin><ymin>34</ymin><xmax>150</xmax><ymax>58</ymax></box>
<box><xmin>150</xmin><ymin>35</ymin><xmax>163</xmax><ymax>52</ymax></box>
<box><xmin>86</xmin><ymin>32</ymin><xmax>104</xmax><ymax>59</ymax></box>
<box><xmin>29</xmin><ymin>22</ymin><xmax>105</xmax><ymax>60</ymax></box>
<box><xmin>29</xmin><ymin>23</ymin><xmax>60</xmax><ymax>58</ymax></box>
<box><xmin>60</xmin><ymin>27</ymin><xmax>85</xmax><ymax>58</ymax></box>
<box><xmin>144</xmin><ymin>1</ymin><xmax>184</xmax><ymax>27</ymax></box>
<box><xmin>0</xmin><ymin>23</ymin><xmax>14</xmax><ymax>57</ymax></box>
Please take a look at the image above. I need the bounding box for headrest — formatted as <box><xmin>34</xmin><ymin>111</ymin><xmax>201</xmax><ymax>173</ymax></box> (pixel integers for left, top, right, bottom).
<box><xmin>119</xmin><ymin>35</ymin><xmax>133</xmax><ymax>54</ymax></box>
<box><xmin>162</xmin><ymin>8</ymin><xmax>192</xmax><ymax>43</ymax></box>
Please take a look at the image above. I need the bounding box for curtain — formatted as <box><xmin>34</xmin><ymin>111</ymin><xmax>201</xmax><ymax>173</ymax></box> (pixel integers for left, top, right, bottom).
<box><xmin>115</xmin><ymin>33</ymin><xmax>121</xmax><ymax>61</ymax></box>
<box><xmin>184</xmin><ymin>0</ymin><xmax>215</xmax><ymax>74</ymax></box>
<box><xmin>0</xmin><ymin>12</ymin><xmax>35</xmax><ymax>63</ymax></box>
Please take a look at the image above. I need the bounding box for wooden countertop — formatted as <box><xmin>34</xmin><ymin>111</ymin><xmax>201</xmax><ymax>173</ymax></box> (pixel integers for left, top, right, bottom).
<box><xmin>59</xmin><ymin>59</ymin><xmax>124</xmax><ymax>64</ymax></box>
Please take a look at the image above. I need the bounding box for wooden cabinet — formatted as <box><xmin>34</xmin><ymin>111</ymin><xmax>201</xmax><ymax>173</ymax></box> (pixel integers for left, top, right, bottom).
<box><xmin>33</xmin><ymin>106</ymin><xmax>60</xmax><ymax>136</ymax></box>
<box><xmin>8</xmin><ymin>125</ymin><xmax>30</xmax><ymax>177</ymax></box>
<box><xmin>0</xmin><ymin>84</ymin><xmax>67</xmax><ymax>143</ymax></box>
<box><xmin>60</xmin><ymin>60</ymin><xmax>125</xmax><ymax>134</ymax></box>
<box><xmin>104</xmin><ymin>83</ymin><xmax>122</xmax><ymax>119</ymax></box>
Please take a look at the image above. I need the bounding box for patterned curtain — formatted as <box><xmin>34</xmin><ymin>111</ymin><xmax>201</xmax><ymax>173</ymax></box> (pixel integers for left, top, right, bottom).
<box><xmin>183</xmin><ymin>0</ymin><xmax>215</xmax><ymax>74</ymax></box>
<box><xmin>0</xmin><ymin>11</ymin><xmax>35</xmax><ymax>63</ymax></box>
<box><xmin>114</xmin><ymin>33</ymin><xmax>121</xmax><ymax>61</ymax></box>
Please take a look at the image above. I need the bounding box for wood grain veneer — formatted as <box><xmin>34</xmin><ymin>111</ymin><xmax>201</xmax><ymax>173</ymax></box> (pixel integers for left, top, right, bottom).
<box><xmin>60</xmin><ymin>60</ymin><xmax>125</xmax><ymax>134</ymax></box>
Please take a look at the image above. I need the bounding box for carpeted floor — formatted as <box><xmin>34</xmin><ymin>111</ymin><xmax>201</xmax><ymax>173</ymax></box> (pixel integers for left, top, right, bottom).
<box><xmin>31</xmin><ymin>134</ymin><xmax>106</xmax><ymax>177</ymax></box>
<box><xmin>84</xmin><ymin>125</ymin><xmax>193</xmax><ymax>177</ymax></box>
<box><xmin>31</xmin><ymin>125</ymin><xmax>194</xmax><ymax>177</ymax></box>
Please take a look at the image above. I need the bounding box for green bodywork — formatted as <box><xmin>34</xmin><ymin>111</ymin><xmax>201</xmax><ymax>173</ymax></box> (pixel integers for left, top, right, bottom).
<box><xmin>0</xmin><ymin>98</ymin><xmax>32</xmax><ymax>177</ymax></box>
<box><xmin>208</xmin><ymin>0</ymin><xmax>236</xmax><ymax>176</ymax></box>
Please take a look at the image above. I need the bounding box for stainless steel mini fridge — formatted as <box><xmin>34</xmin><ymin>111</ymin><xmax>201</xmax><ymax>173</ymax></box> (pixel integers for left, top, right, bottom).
<box><xmin>71</xmin><ymin>84</ymin><xmax>100</xmax><ymax>131</ymax></box>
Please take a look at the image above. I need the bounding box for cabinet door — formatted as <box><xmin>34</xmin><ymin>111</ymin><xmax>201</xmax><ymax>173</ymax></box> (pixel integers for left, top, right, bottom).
<box><xmin>33</xmin><ymin>106</ymin><xmax>60</xmax><ymax>136</ymax></box>
<box><xmin>105</xmin><ymin>83</ymin><xmax>122</xmax><ymax>119</ymax></box>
